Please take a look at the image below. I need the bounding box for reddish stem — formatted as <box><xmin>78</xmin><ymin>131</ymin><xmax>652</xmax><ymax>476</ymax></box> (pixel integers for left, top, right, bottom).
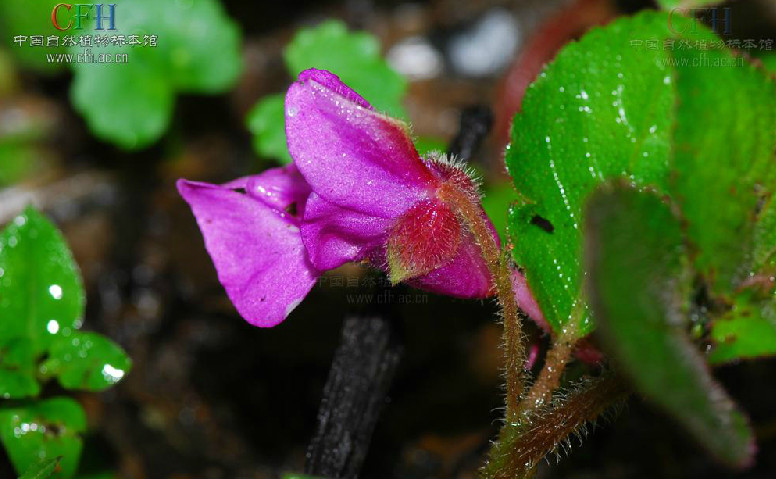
<box><xmin>439</xmin><ymin>183</ymin><xmax>525</xmax><ymax>422</ymax></box>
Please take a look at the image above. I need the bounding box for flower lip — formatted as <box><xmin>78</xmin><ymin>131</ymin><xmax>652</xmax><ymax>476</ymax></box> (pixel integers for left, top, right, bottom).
<box><xmin>176</xmin><ymin>167</ymin><xmax>318</xmax><ymax>328</ymax></box>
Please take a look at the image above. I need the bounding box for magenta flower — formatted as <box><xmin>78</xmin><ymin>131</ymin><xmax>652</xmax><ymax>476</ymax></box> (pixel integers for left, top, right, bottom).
<box><xmin>178</xmin><ymin>69</ymin><xmax>498</xmax><ymax>327</ymax></box>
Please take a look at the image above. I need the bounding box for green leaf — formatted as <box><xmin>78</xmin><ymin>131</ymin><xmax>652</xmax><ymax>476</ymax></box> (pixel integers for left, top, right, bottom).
<box><xmin>18</xmin><ymin>457</ymin><xmax>61</xmax><ymax>479</ymax></box>
<box><xmin>482</xmin><ymin>182</ymin><xmax>518</xmax><ymax>243</ymax></box>
<box><xmin>246</xmin><ymin>94</ymin><xmax>293</xmax><ymax>164</ymax></box>
<box><xmin>0</xmin><ymin>207</ymin><xmax>85</xmax><ymax>354</ymax></box>
<box><xmin>247</xmin><ymin>19</ymin><xmax>408</xmax><ymax>163</ymax></box>
<box><xmin>0</xmin><ymin>1</ymin><xmax>67</xmax><ymax>73</ymax></box>
<box><xmin>41</xmin><ymin>331</ymin><xmax>131</xmax><ymax>392</ymax></box>
<box><xmin>709</xmin><ymin>295</ymin><xmax>776</xmax><ymax>363</ymax></box>
<box><xmin>164</xmin><ymin>1</ymin><xmax>243</xmax><ymax>94</ymax></box>
<box><xmin>753</xmin><ymin>196</ymin><xmax>776</xmax><ymax>271</ymax></box>
<box><xmin>70</xmin><ymin>0</ymin><xmax>243</xmax><ymax>149</ymax></box>
<box><xmin>71</xmin><ymin>48</ymin><xmax>174</xmax><ymax>150</ymax></box>
<box><xmin>670</xmin><ymin>46</ymin><xmax>776</xmax><ymax>295</ymax></box>
<box><xmin>413</xmin><ymin>137</ymin><xmax>447</xmax><ymax>157</ymax></box>
<box><xmin>0</xmin><ymin>398</ymin><xmax>87</xmax><ymax>479</ymax></box>
<box><xmin>585</xmin><ymin>183</ymin><xmax>755</xmax><ymax>468</ymax></box>
<box><xmin>0</xmin><ymin>339</ymin><xmax>40</xmax><ymax>399</ymax></box>
<box><xmin>760</xmin><ymin>55</ymin><xmax>776</xmax><ymax>75</ymax></box>
<box><xmin>284</xmin><ymin>20</ymin><xmax>407</xmax><ymax>118</ymax></box>
<box><xmin>656</xmin><ymin>0</ymin><xmax>724</xmax><ymax>9</ymax></box>
<box><xmin>506</xmin><ymin>11</ymin><xmax>706</xmax><ymax>334</ymax></box>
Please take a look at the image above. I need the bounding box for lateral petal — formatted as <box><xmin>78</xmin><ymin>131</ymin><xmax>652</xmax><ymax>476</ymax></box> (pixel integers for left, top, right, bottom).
<box><xmin>177</xmin><ymin>179</ymin><xmax>318</xmax><ymax>327</ymax></box>
<box><xmin>407</xmin><ymin>228</ymin><xmax>493</xmax><ymax>299</ymax></box>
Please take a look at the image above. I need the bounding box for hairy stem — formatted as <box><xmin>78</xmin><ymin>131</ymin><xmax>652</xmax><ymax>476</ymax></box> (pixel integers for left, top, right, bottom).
<box><xmin>482</xmin><ymin>374</ymin><xmax>630</xmax><ymax>479</ymax></box>
<box><xmin>440</xmin><ymin>184</ymin><xmax>525</xmax><ymax>421</ymax></box>
<box><xmin>518</xmin><ymin>311</ymin><xmax>580</xmax><ymax>417</ymax></box>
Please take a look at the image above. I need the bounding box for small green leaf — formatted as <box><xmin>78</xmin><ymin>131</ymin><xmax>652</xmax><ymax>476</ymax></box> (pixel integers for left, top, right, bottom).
<box><xmin>670</xmin><ymin>46</ymin><xmax>776</xmax><ymax>295</ymax></box>
<box><xmin>247</xmin><ymin>19</ymin><xmax>408</xmax><ymax>163</ymax></box>
<box><xmin>18</xmin><ymin>457</ymin><xmax>61</xmax><ymax>479</ymax></box>
<box><xmin>165</xmin><ymin>0</ymin><xmax>243</xmax><ymax>94</ymax></box>
<box><xmin>0</xmin><ymin>398</ymin><xmax>87</xmax><ymax>479</ymax></box>
<box><xmin>70</xmin><ymin>0</ymin><xmax>243</xmax><ymax>149</ymax></box>
<box><xmin>0</xmin><ymin>208</ymin><xmax>85</xmax><ymax>354</ymax></box>
<box><xmin>0</xmin><ymin>339</ymin><xmax>40</xmax><ymax>399</ymax></box>
<box><xmin>41</xmin><ymin>331</ymin><xmax>131</xmax><ymax>392</ymax></box>
<box><xmin>0</xmin><ymin>1</ymin><xmax>67</xmax><ymax>73</ymax></box>
<box><xmin>656</xmin><ymin>0</ymin><xmax>724</xmax><ymax>9</ymax></box>
<box><xmin>246</xmin><ymin>94</ymin><xmax>293</xmax><ymax>164</ymax></box>
<box><xmin>709</xmin><ymin>296</ymin><xmax>776</xmax><ymax>364</ymax></box>
<box><xmin>71</xmin><ymin>49</ymin><xmax>174</xmax><ymax>150</ymax></box>
<box><xmin>585</xmin><ymin>183</ymin><xmax>755</xmax><ymax>468</ymax></box>
<box><xmin>506</xmin><ymin>11</ymin><xmax>708</xmax><ymax>335</ymax></box>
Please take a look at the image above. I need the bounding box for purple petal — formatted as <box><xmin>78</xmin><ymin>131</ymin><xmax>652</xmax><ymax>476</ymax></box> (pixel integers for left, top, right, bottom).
<box><xmin>177</xmin><ymin>179</ymin><xmax>319</xmax><ymax>327</ymax></box>
<box><xmin>406</xmin><ymin>207</ymin><xmax>500</xmax><ymax>298</ymax></box>
<box><xmin>407</xmin><ymin>229</ymin><xmax>493</xmax><ymax>298</ymax></box>
<box><xmin>574</xmin><ymin>339</ymin><xmax>605</xmax><ymax>364</ymax></box>
<box><xmin>298</xmin><ymin>68</ymin><xmax>371</xmax><ymax>109</ymax></box>
<box><xmin>243</xmin><ymin>164</ymin><xmax>311</xmax><ymax>215</ymax></box>
<box><xmin>301</xmin><ymin>193</ymin><xmax>391</xmax><ymax>270</ymax></box>
<box><xmin>525</xmin><ymin>341</ymin><xmax>541</xmax><ymax>370</ymax></box>
<box><xmin>364</xmin><ymin>203</ymin><xmax>498</xmax><ymax>299</ymax></box>
<box><xmin>510</xmin><ymin>268</ymin><xmax>549</xmax><ymax>332</ymax></box>
<box><xmin>286</xmin><ymin>68</ymin><xmax>438</xmax><ymax>219</ymax></box>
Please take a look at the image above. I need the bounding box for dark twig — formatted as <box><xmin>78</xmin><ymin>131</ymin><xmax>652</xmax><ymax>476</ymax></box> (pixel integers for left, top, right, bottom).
<box><xmin>304</xmin><ymin>314</ymin><xmax>403</xmax><ymax>478</ymax></box>
<box><xmin>447</xmin><ymin>105</ymin><xmax>493</xmax><ymax>161</ymax></box>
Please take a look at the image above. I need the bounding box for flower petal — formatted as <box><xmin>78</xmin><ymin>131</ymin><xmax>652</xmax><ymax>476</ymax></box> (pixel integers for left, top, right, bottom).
<box><xmin>301</xmin><ymin>192</ymin><xmax>391</xmax><ymax>271</ymax></box>
<box><xmin>286</xmin><ymin>68</ymin><xmax>437</xmax><ymax>218</ymax></box>
<box><xmin>177</xmin><ymin>179</ymin><xmax>318</xmax><ymax>327</ymax></box>
<box><xmin>244</xmin><ymin>164</ymin><xmax>311</xmax><ymax>215</ymax></box>
<box><xmin>407</xmin><ymin>228</ymin><xmax>493</xmax><ymax>298</ymax></box>
<box><xmin>297</xmin><ymin>68</ymin><xmax>372</xmax><ymax>109</ymax></box>
<box><xmin>511</xmin><ymin>268</ymin><xmax>549</xmax><ymax>331</ymax></box>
